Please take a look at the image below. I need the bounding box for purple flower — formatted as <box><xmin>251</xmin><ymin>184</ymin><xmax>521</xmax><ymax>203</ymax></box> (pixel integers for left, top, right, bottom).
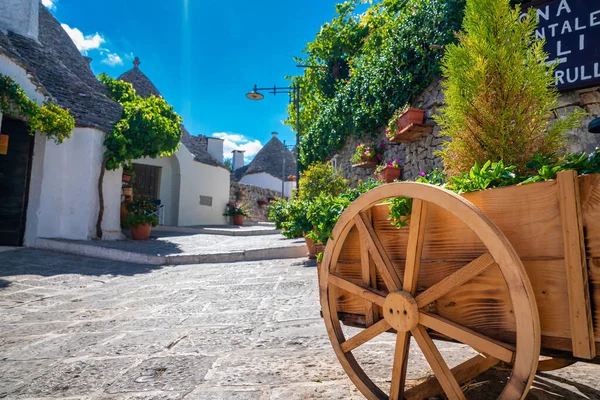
<box><xmin>420</xmin><ymin>171</ymin><xmax>426</xmax><ymax>177</ymax></box>
<box><xmin>355</xmin><ymin>143</ymin><xmax>360</xmax><ymax>148</ymax></box>
<box><xmin>379</xmin><ymin>143</ymin><xmax>386</xmax><ymax>149</ymax></box>
<box><xmin>394</xmin><ymin>158</ymin><xmax>401</xmax><ymax>164</ymax></box>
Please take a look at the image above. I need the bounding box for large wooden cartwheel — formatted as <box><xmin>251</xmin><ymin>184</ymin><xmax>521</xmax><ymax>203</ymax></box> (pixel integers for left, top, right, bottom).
<box><xmin>319</xmin><ymin>183</ymin><xmax>541</xmax><ymax>400</ymax></box>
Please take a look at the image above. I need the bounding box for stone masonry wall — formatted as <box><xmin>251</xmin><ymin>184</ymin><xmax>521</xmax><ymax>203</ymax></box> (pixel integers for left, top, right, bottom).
<box><xmin>229</xmin><ymin>182</ymin><xmax>281</xmax><ymax>222</ymax></box>
<box><xmin>333</xmin><ymin>78</ymin><xmax>600</xmax><ymax>186</ymax></box>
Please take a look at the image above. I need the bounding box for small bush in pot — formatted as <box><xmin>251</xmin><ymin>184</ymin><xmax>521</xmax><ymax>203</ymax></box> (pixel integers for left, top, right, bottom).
<box><xmin>350</xmin><ymin>143</ymin><xmax>384</xmax><ymax>164</ymax></box>
<box><xmin>124</xmin><ymin>197</ymin><xmax>159</xmax><ymax>240</ymax></box>
<box><xmin>223</xmin><ymin>202</ymin><xmax>250</xmax><ymax>226</ymax></box>
<box><xmin>375</xmin><ymin>159</ymin><xmax>402</xmax><ymax>183</ymax></box>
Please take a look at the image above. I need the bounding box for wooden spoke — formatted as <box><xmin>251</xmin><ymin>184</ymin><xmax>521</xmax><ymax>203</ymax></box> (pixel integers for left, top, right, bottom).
<box><xmin>340</xmin><ymin>319</ymin><xmax>391</xmax><ymax>353</ymax></box>
<box><xmin>420</xmin><ymin>312</ymin><xmax>515</xmax><ymax>364</ymax></box>
<box><xmin>412</xmin><ymin>325</ymin><xmax>466</xmax><ymax>400</ymax></box>
<box><xmin>353</xmin><ymin>212</ymin><xmax>402</xmax><ymax>291</ymax></box>
<box><xmin>403</xmin><ymin>199</ymin><xmax>428</xmax><ymax>295</ymax></box>
<box><xmin>389</xmin><ymin>332</ymin><xmax>411</xmax><ymax>400</ymax></box>
<box><xmin>360</xmin><ymin>212</ymin><xmax>377</xmax><ymax>327</ymax></box>
<box><xmin>328</xmin><ymin>272</ymin><xmax>387</xmax><ymax>308</ymax></box>
<box><xmin>415</xmin><ymin>252</ymin><xmax>495</xmax><ymax>308</ymax></box>
<box><xmin>405</xmin><ymin>353</ymin><xmax>500</xmax><ymax>400</ymax></box>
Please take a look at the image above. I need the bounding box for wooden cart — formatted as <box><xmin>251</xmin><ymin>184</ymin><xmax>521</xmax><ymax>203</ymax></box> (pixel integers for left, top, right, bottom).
<box><xmin>319</xmin><ymin>170</ymin><xmax>600</xmax><ymax>399</ymax></box>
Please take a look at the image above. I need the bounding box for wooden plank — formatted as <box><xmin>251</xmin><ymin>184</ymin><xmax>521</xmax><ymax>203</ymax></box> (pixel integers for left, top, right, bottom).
<box><xmin>419</xmin><ymin>312</ymin><xmax>515</xmax><ymax>363</ymax></box>
<box><xmin>340</xmin><ymin>319</ymin><xmax>391</xmax><ymax>353</ymax></box>
<box><xmin>390</xmin><ymin>332</ymin><xmax>410</xmax><ymax>400</ymax></box>
<box><xmin>404</xmin><ymin>199</ymin><xmax>428</xmax><ymax>294</ymax></box>
<box><xmin>328</xmin><ymin>273</ymin><xmax>387</xmax><ymax>308</ymax></box>
<box><xmin>412</xmin><ymin>325</ymin><xmax>466</xmax><ymax>400</ymax></box>
<box><xmin>370</xmin><ymin>180</ymin><xmax>564</xmax><ymax>262</ymax></box>
<box><xmin>416</xmin><ymin>253</ymin><xmax>495</xmax><ymax>308</ymax></box>
<box><xmin>405</xmin><ymin>354</ymin><xmax>500</xmax><ymax>400</ymax></box>
<box><xmin>354</xmin><ymin>212</ymin><xmax>403</xmax><ymax>291</ymax></box>
<box><xmin>360</xmin><ymin>209</ymin><xmax>375</xmax><ymax>327</ymax></box>
<box><xmin>557</xmin><ymin>170</ymin><xmax>596</xmax><ymax>360</ymax></box>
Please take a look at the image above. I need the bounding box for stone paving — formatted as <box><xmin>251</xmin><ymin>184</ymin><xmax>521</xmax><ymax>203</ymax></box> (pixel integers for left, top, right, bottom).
<box><xmin>53</xmin><ymin>233</ymin><xmax>305</xmax><ymax>256</ymax></box>
<box><xmin>1</xmin><ymin>249</ymin><xmax>599</xmax><ymax>399</ymax></box>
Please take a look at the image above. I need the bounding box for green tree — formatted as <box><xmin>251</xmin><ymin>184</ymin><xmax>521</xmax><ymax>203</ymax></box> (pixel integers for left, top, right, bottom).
<box><xmin>436</xmin><ymin>0</ymin><xmax>584</xmax><ymax>175</ymax></box>
<box><xmin>95</xmin><ymin>73</ymin><xmax>182</xmax><ymax>237</ymax></box>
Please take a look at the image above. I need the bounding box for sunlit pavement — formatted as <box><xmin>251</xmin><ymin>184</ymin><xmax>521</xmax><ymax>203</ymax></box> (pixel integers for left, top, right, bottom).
<box><xmin>1</xmin><ymin>249</ymin><xmax>599</xmax><ymax>399</ymax></box>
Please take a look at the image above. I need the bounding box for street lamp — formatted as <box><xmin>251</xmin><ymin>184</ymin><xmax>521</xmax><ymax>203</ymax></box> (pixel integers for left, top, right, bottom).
<box><xmin>246</xmin><ymin>83</ymin><xmax>301</xmax><ymax>191</ymax></box>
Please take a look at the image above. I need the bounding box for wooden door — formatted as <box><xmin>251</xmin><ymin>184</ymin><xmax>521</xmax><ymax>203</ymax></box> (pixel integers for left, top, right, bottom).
<box><xmin>132</xmin><ymin>163</ymin><xmax>161</xmax><ymax>199</ymax></box>
<box><xmin>0</xmin><ymin>117</ymin><xmax>34</xmax><ymax>246</ymax></box>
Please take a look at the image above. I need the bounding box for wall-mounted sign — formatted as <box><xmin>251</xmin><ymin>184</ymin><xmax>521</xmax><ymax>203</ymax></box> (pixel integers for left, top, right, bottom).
<box><xmin>525</xmin><ymin>0</ymin><xmax>600</xmax><ymax>91</ymax></box>
<box><xmin>0</xmin><ymin>134</ymin><xmax>8</xmax><ymax>155</ymax></box>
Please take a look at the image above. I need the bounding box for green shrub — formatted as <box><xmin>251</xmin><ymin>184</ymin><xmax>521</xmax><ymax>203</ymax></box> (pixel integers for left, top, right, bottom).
<box><xmin>123</xmin><ymin>214</ymin><xmax>158</xmax><ymax>228</ymax></box>
<box><xmin>436</xmin><ymin>0</ymin><xmax>584</xmax><ymax>176</ymax></box>
<box><xmin>298</xmin><ymin>162</ymin><xmax>347</xmax><ymax>200</ymax></box>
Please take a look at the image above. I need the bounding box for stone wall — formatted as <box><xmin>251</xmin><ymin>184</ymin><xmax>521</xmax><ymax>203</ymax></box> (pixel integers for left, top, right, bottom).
<box><xmin>229</xmin><ymin>182</ymin><xmax>281</xmax><ymax>222</ymax></box>
<box><xmin>333</xmin><ymin>78</ymin><xmax>600</xmax><ymax>186</ymax></box>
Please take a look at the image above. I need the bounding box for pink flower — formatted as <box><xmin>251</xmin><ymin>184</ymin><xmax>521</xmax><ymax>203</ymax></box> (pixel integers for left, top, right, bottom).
<box><xmin>420</xmin><ymin>171</ymin><xmax>426</xmax><ymax>177</ymax></box>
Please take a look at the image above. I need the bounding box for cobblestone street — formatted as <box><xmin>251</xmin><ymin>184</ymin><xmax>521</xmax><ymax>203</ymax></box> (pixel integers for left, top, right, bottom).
<box><xmin>1</xmin><ymin>249</ymin><xmax>599</xmax><ymax>399</ymax></box>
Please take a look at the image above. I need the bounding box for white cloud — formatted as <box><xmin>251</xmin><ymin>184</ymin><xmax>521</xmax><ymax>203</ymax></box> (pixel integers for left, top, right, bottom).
<box><xmin>212</xmin><ymin>132</ymin><xmax>263</xmax><ymax>162</ymax></box>
<box><xmin>61</xmin><ymin>23</ymin><xmax>105</xmax><ymax>52</ymax></box>
<box><xmin>102</xmin><ymin>53</ymin><xmax>123</xmax><ymax>66</ymax></box>
<box><xmin>42</xmin><ymin>0</ymin><xmax>57</xmax><ymax>10</ymax></box>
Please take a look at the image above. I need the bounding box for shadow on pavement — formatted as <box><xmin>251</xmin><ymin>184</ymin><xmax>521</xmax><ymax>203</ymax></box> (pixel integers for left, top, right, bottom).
<box><xmin>0</xmin><ymin>248</ymin><xmax>160</xmax><ymax>284</ymax></box>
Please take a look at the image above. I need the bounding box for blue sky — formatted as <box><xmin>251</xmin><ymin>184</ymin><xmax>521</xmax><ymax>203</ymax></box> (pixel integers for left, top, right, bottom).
<box><xmin>43</xmin><ymin>0</ymin><xmax>344</xmax><ymax>162</ymax></box>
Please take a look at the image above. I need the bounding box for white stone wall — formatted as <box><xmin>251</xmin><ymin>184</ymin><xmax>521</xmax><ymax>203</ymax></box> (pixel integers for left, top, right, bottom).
<box><xmin>28</xmin><ymin>127</ymin><xmax>123</xmax><ymax>243</ymax></box>
<box><xmin>175</xmin><ymin>145</ymin><xmax>230</xmax><ymax>226</ymax></box>
<box><xmin>240</xmin><ymin>173</ymin><xmax>286</xmax><ymax>197</ymax></box>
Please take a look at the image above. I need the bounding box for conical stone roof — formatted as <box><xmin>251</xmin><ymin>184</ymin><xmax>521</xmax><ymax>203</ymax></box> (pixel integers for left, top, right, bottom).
<box><xmin>242</xmin><ymin>134</ymin><xmax>296</xmax><ymax>180</ymax></box>
<box><xmin>118</xmin><ymin>57</ymin><xmax>161</xmax><ymax>99</ymax></box>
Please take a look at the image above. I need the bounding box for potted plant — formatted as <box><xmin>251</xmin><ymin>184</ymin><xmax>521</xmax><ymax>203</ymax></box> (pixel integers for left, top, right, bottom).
<box><xmin>224</xmin><ymin>202</ymin><xmax>250</xmax><ymax>226</ymax></box>
<box><xmin>351</xmin><ymin>143</ymin><xmax>384</xmax><ymax>165</ymax></box>
<box><xmin>124</xmin><ymin>197</ymin><xmax>159</xmax><ymax>240</ymax></box>
<box><xmin>122</xmin><ymin>163</ymin><xmax>135</xmax><ymax>184</ymax></box>
<box><xmin>386</xmin><ymin>106</ymin><xmax>429</xmax><ymax>142</ymax></box>
<box><xmin>375</xmin><ymin>159</ymin><xmax>403</xmax><ymax>183</ymax></box>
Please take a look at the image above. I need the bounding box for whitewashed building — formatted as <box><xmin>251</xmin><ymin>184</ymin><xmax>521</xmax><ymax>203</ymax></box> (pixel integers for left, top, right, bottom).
<box><xmin>232</xmin><ymin>132</ymin><xmax>297</xmax><ymax>198</ymax></box>
<box><xmin>0</xmin><ymin>0</ymin><xmax>229</xmax><ymax>247</ymax></box>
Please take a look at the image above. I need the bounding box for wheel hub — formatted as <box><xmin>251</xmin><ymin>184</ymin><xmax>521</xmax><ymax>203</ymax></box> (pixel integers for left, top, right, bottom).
<box><xmin>383</xmin><ymin>291</ymin><xmax>419</xmax><ymax>332</ymax></box>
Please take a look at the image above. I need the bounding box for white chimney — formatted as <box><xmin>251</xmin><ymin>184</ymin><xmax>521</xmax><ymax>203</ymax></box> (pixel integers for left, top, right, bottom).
<box><xmin>232</xmin><ymin>150</ymin><xmax>245</xmax><ymax>171</ymax></box>
<box><xmin>0</xmin><ymin>0</ymin><xmax>39</xmax><ymax>40</ymax></box>
<box><xmin>207</xmin><ymin>137</ymin><xmax>224</xmax><ymax>163</ymax></box>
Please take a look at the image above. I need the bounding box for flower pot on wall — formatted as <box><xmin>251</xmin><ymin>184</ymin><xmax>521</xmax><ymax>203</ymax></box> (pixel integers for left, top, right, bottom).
<box><xmin>122</xmin><ymin>172</ymin><xmax>132</xmax><ymax>184</ymax></box>
<box><xmin>233</xmin><ymin>214</ymin><xmax>245</xmax><ymax>226</ymax></box>
<box><xmin>361</xmin><ymin>154</ymin><xmax>378</xmax><ymax>163</ymax></box>
<box><xmin>120</xmin><ymin>189</ymin><xmax>133</xmax><ymax>227</ymax></box>
<box><xmin>397</xmin><ymin>108</ymin><xmax>425</xmax><ymax>131</ymax></box>
<box><xmin>377</xmin><ymin>166</ymin><xmax>402</xmax><ymax>183</ymax></box>
<box><xmin>130</xmin><ymin>223</ymin><xmax>152</xmax><ymax>240</ymax></box>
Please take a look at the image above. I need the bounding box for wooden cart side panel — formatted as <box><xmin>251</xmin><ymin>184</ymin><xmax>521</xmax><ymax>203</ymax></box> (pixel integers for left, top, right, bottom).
<box><xmin>557</xmin><ymin>171</ymin><xmax>596</xmax><ymax>359</ymax></box>
<box><xmin>579</xmin><ymin>174</ymin><xmax>600</xmax><ymax>342</ymax></box>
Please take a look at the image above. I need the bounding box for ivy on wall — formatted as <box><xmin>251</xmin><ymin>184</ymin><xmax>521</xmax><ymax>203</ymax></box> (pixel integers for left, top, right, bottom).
<box><xmin>0</xmin><ymin>74</ymin><xmax>74</xmax><ymax>143</ymax></box>
<box><xmin>287</xmin><ymin>0</ymin><xmax>465</xmax><ymax>168</ymax></box>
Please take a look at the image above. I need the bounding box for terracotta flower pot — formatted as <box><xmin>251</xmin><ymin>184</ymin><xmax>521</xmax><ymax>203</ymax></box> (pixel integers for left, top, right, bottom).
<box><xmin>361</xmin><ymin>154</ymin><xmax>377</xmax><ymax>163</ymax></box>
<box><xmin>130</xmin><ymin>223</ymin><xmax>152</xmax><ymax>240</ymax></box>
<box><xmin>397</xmin><ymin>108</ymin><xmax>426</xmax><ymax>131</ymax></box>
<box><xmin>305</xmin><ymin>235</ymin><xmax>317</xmax><ymax>259</ymax></box>
<box><xmin>122</xmin><ymin>172</ymin><xmax>132</xmax><ymax>184</ymax></box>
<box><xmin>378</xmin><ymin>166</ymin><xmax>402</xmax><ymax>183</ymax></box>
<box><xmin>233</xmin><ymin>214</ymin><xmax>245</xmax><ymax>226</ymax></box>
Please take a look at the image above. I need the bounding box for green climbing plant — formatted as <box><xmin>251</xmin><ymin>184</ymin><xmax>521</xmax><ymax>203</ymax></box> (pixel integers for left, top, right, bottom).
<box><xmin>0</xmin><ymin>74</ymin><xmax>74</xmax><ymax>143</ymax></box>
<box><xmin>288</xmin><ymin>0</ymin><xmax>466</xmax><ymax>168</ymax></box>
